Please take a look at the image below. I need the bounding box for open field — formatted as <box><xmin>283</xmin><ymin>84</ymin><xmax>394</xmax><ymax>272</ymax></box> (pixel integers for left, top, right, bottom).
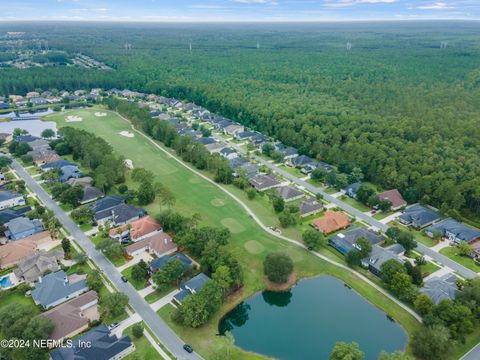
<box><xmin>46</xmin><ymin>107</ymin><xmax>421</xmax><ymax>358</ymax></box>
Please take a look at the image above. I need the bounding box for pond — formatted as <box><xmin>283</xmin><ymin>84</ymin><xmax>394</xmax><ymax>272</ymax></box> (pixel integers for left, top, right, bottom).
<box><xmin>0</xmin><ymin>119</ymin><xmax>57</xmax><ymax>137</ymax></box>
<box><xmin>219</xmin><ymin>276</ymin><xmax>408</xmax><ymax>360</ymax></box>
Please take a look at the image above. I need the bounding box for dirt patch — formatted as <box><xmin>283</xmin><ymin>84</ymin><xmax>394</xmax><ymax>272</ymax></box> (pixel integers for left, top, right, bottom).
<box><xmin>119</xmin><ymin>131</ymin><xmax>134</xmax><ymax>138</ymax></box>
<box><xmin>264</xmin><ymin>273</ymin><xmax>297</xmax><ymax>292</ymax></box>
<box><xmin>94</xmin><ymin>112</ymin><xmax>107</xmax><ymax>117</ymax></box>
<box><xmin>65</xmin><ymin>115</ymin><xmax>82</xmax><ymax>122</ymax></box>
<box><xmin>244</xmin><ymin>240</ymin><xmax>265</xmax><ymax>255</ymax></box>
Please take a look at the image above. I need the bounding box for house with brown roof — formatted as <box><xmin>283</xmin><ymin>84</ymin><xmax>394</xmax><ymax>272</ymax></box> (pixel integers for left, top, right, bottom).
<box><xmin>311</xmin><ymin>211</ymin><xmax>351</xmax><ymax>234</ymax></box>
<box><xmin>0</xmin><ymin>231</ymin><xmax>53</xmax><ymax>269</ymax></box>
<box><xmin>41</xmin><ymin>290</ymin><xmax>99</xmax><ymax>341</ymax></box>
<box><xmin>377</xmin><ymin>189</ymin><xmax>407</xmax><ymax>211</ymax></box>
<box><xmin>126</xmin><ymin>232</ymin><xmax>177</xmax><ymax>257</ymax></box>
<box><xmin>109</xmin><ymin>215</ymin><xmax>162</xmax><ymax>242</ymax></box>
<box><xmin>28</xmin><ymin>149</ymin><xmax>61</xmax><ymax>166</ymax></box>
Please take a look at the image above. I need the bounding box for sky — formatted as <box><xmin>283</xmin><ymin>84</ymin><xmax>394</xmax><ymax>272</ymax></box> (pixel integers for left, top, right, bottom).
<box><xmin>0</xmin><ymin>0</ymin><xmax>479</xmax><ymax>22</ymax></box>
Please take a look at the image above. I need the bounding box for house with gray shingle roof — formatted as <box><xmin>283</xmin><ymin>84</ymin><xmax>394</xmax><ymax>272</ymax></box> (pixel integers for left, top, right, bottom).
<box><xmin>249</xmin><ymin>174</ymin><xmax>281</xmax><ymax>192</ymax></box>
<box><xmin>31</xmin><ymin>270</ymin><xmax>89</xmax><ymax>309</ymax></box>
<box><xmin>5</xmin><ymin>216</ymin><xmax>43</xmax><ymax>240</ymax></box>
<box><xmin>399</xmin><ymin>204</ymin><xmax>441</xmax><ymax>229</ymax></box>
<box><xmin>14</xmin><ymin>249</ymin><xmax>64</xmax><ymax>283</ymax></box>
<box><xmin>173</xmin><ymin>273</ymin><xmax>210</xmax><ymax>304</ymax></box>
<box><xmin>298</xmin><ymin>198</ymin><xmax>323</xmax><ymax>217</ymax></box>
<box><xmin>363</xmin><ymin>244</ymin><xmax>405</xmax><ymax>277</ymax></box>
<box><xmin>50</xmin><ymin>324</ymin><xmax>134</xmax><ymax>360</ymax></box>
<box><xmin>276</xmin><ymin>185</ymin><xmax>305</xmax><ymax>202</ymax></box>
<box><xmin>330</xmin><ymin>227</ymin><xmax>385</xmax><ymax>255</ymax></box>
<box><xmin>343</xmin><ymin>182</ymin><xmax>362</xmax><ymax>199</ymax></box>
<box><xmin>420</xmin><ymin>274</ymin><xmax>458</xmax><ymax>304</ymax></box>
<box><xmin>426</xmin><ymin>218</ymin><xmax>480</xmax><ymax>244</ymax></box>
<box><xmin>0</xmin><ymin>190</ymin><xmax>25</xmax><ymax>210</ymax></box>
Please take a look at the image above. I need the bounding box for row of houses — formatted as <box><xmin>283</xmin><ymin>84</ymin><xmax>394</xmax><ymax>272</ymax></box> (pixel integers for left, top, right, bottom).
<box><xmin>3</xmin><ymin>89</ymin><xmax>100</xmax><ymax>110</ymax></box>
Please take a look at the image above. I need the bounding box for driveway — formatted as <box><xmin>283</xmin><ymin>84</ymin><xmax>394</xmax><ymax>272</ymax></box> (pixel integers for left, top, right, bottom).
<box><xmin>11</xmin><ymin>160</ymin><xmax>203</xmax><ymax>360</ymax></box>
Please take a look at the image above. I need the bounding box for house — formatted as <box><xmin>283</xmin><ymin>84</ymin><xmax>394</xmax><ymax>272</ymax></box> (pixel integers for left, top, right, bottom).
<box><xmin>249</xmin><ymin>133</ymin><xmax>268</xmax><ymax>146</ymax></box>
<box><xmin>126</xmin><ymin>232</ymin><xmax>177</xmax><ymax>257</ymax></box>
<box><xmin>290</xmin><ymin>155</ymin><xmax>316</xmax><ymax>168</ymax></box>
<box><xmin>298</xmin><ymin>198</ymin><xmax>323</xmax><ymax>217</ymax></box>
<box><xmin>173</xmin><ymin>273</ymin><xmax>210</xmax><ymax>304</ymax></box>
<box><xmin>194</xmin><ymin>137</ymin><xmax>215</xmax><ymax>145</ymax></box>
<box><xmin>311</xmin><ymin>211</ymin><xmax>351</xmax><ymax>234</ymax></box>
<box><xmin>41</xmin><ymin>290</ymin><xmax>99</xmax><ymax>341</ymax></box>
<box><xmin>0</xmin><ymin>190</ymin><xmax>25</xmax><ymax>210</ymax></box>
<box><xmin>31</xmin><ymin>270</ymin><xmax>89</xmax><ymax>309</ymax></box>
<box><xmin>5</xmin><ymin>216</ymin><xmax>43</xmax><ymax>240</ymax></box>
<box><xmin>426</xmin><ymin>218</ymin><xmax>480</xmax><ymax>244</ymax></box>
<box><xmin>59</xmin><ymin>165</ymin><xmax>82</xmax><ymax>183</ymax></box>
<box><xmin>96</xmin><ymin>203</ymin><xmax>144</xmax><ymax>226</ymax></box>
<box><xmin>0</xmin><ymin>205</ymin><xmax>31</xmax><ymax>223</ymax></box>
<box><xmin>41</xmin><ymin>159</ymin><xmax>74</xmax><ymax>171</ymax></box>
<box><xmin>67</xmin><ymin>176</ymin><xmax>93</xmax><ymax>187</ymax></box>
<box><xmin>91</xmin><ymin>195</ymin><xmax>125</xmax><ymax>221</ymax></box>
<box><xmin>80</xmin><ymin>186</ymin><xmax>104</xmax><ymax>204</ymax></box>
<box><xmin>276</xmin><ymin>185</ymin><xmax>305</xmax><ymax>202</ymax></box>
<box><xmin>26</xmin><ymin>138</ymin><xmax>50</xmax><ymax>150</ymax></box>
<box><xmin>205</xmin><ymin>143</ymin><xmax>226</xmax><ymax>154</ymax></box>
<box><xmin>26</xmin><ymin>91</ymin><xmax>40</xmax><ymax>98</ymax></box>
<box><xmin>14</xmin><ymin>248</ymin><xmax>64</xmax><ymax>283</ymax></box>
<box><xmin>364</xmin><ymin>244</ymin><xmax>405</xmax><ymax>277</ymax></box>
<box><xmin>317</xmin><ymin>161</ymin><xmax>334</xmax><ymax>173</ymax></box>
<box><xmin>0</xmin><ymin>102</ymin><xmax>10</xmax><ymax>110</ymax></box>
<box><xmin>30</xmin><ymin>97</ymin><xmax>48</xmax><ymax>106</ymax></box>
<box><xmin>149</xmin><ymin>252</ymin><xmax>192</xmax><ymax>273</ymax></box>
<box><xmin>28</xmin><ymin>149</ymin><xmax>61</xmax><ymax>166</ymax></box>
<box><xmin>234</xmin><ymin>131</ymin><xmax>255</xmax><ymax>140</ymax></box>
<box><xmin>377</xmin><ymin>189</ymin><xmax>407</xmax><ymax>211</ymax></box>
<box><xmin>219</xmin><ymin>147</ymin><xmax>238</xmax><ymax>160</ymax></box>
<box><xmin>420</xmin><ymin>274</ymin><xmax>458</xmax><ymax>305</ymax></box>
<box><xmin>399</xmin><ymin>204</ymin><xmax>441</xmax><ymax>229</ymax></box>
<box><xmin>109</xmin><ymin>215</ymin><xmax>162</xmax><ymax>242</ymax></box>
<box><xmin>343</xmin><ymin>182</ymin><xmax>362</xmax><ymax>199</ymax></box>
<box><xmin>249</xmin><ymin>174</ymin><xmax>281</xmax><ymax>192</ymax></box>
<box><xmin>330</xmin><ymin>227</ymin><xmax>385</xmax><ymax>255</ymax></box>
<box><xmin>0</xmin><ymin>231</ymin><xmax>53</xmax><ymax>269</ymax></box>
<box><xmin>275</xmin><ymin>144</ymin><xmax>298</xmax><ymax>160</ymax></box>
<box><xmin>50</xmin><ymin>324</ymin><xmax>134</xmax><ymax>360</ymax></box>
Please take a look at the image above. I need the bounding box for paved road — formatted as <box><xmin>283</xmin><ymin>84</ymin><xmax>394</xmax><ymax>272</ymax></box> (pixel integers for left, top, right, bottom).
<box><xmin>225</xmin><ymin>141</ymin><xmax>478</xmax><ymax>279</ymax></box>
<box><xmin>11</xmin><ymin>160</ymin><xmax>203</xmax><ymax>360</ymax></box>
<box><xmin>460</xmin><ymin>342</ymin><xmax>480</xmax><ymax>360</ymax></box>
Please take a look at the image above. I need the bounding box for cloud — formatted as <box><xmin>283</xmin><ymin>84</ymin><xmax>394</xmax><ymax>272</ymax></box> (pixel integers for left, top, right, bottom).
<box><xmin>415</xmin><ymin>2</ymin><xmax>455</xmax><ymax>10</ymax></box>
<box><xmin>323</xmin><ymin>0</ymin><xmax>398</xmax><ymax>8</ymax></box>
<box><xmin>233</xmin><ymin>0</ymin><xmax>278</xmax><ymax>4</ymax></box>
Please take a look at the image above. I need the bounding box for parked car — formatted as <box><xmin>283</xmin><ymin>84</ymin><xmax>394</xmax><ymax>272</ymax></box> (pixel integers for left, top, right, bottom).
<box><xmin>183</xmin><ymin>344</ymin><xmax>193</xmax><ymax>353</ymax></box>
<box><xmin>107</xmin><ymin>322</ymin><xmax>119</xmax><ymax>330</ymax></box>
<box><xmin>121</xmin><ymin>276</ymin><xmax>128</xmax><ymax>283</ymax></box>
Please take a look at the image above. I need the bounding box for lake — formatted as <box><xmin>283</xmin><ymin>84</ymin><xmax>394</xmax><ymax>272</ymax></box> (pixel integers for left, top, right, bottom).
<box><xmin>219</xmin><ymin>276</ymin><xmax>408</xmax><ymax>360</ymax></box>
<box><xmin>0</xmin><ymin>119</ymin><xmax>57</xmax><ymax>137</ymax></box>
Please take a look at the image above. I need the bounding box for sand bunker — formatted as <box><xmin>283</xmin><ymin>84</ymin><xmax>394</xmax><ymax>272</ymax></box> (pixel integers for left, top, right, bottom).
<box><xmin>65</xmin><ymin>115</ymin><xmax>83</xmax><ymax>122</ymax></box>
<box><xmin>119</xmin><ymin>131</ymin><xmax>134</xmax><ymax>138</ymax></box>
<box><xmin>95</xmin><ymin>112</ymin><xmax>107</xmax><ymax>117</ymax></box>
<box><xmin>124</xmin><ymin>159</ymin><xmax>134</xmax><ymax>169</ymax></box>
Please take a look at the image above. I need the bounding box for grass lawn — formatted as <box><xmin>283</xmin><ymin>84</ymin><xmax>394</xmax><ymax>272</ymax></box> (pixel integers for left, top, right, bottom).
<box><xmin>144</xmin><ymin>286</ymin><xmax>175</xmax><ymax>304</ymax></box>
<box><xmin>90</xmin><ymin>233</ymin><xmax>126</xmax><ymax>267</ymax></box>
<box><xmin>323</xmin><ymin>186</ymin><xmax>338</xmax><ymax>195</ymax></box>
<box><xmin>47</xmin><ymin>107</ymin><xmax>421</xmax><ymax>359</ymax></box>
<box><xmin>439</xmin><ymin>247</ymin><xmax>480</xmax><ymax>273</ymax></box>
<box><xmin>420</xmin><ymin>261</ymin><xmax>441</xmax><ymax>277</ymax></box>
<box><xmin>373</xmin><ymin>211</ymin><xmax>393</xmax><ymax>220</ymax></box>
<box><xmin>339</xmin><ymin>195</ymin><xmax>370</xmax><ymax>212</ymax></box>
<box><xmin>121</xmin><ymin>265</ymin><xmax>149</xmax><ymax>290</ymax></box>
<box><xmin>0</xmin><ymin>288</ymin><xmax>38</xmax><ymax>311</ymax></box>
<box><xmin>26</xmin><ymin>166</ymin><xmax>42</xmax><ymax>176</ymax></box>
<box><xmin>278</xmin><ymin>164</ymin><xmax>305</xmax><ymax>178</ymax></box>
<box><xmin>122</xmin><ymin>322</ymin><xmax>160</xmax><ymax>360</ymax></box>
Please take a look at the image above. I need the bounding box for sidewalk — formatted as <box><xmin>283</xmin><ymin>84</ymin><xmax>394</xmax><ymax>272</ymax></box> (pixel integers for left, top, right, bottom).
<box><xmin>151</xmin><ymin>289</ymin><xmax>181</xmax><ymax>312</ymax></box>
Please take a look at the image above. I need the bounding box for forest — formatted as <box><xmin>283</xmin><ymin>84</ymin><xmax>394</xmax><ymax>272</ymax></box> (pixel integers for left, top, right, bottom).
<box><xmin>1</xmin><ymin>22</ymin><xmax>480</xmax><ymax>220</ymax></box>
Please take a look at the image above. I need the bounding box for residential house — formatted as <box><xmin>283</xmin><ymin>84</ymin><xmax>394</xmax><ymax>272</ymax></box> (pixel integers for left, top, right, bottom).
<box><xmin>0</xmin><ymin>231</ymin><xmax>53</xmax><ymax>269</ymax></box>
<box><xmin>29</xmin><ymin>97</ymin><xmax>48</xmax><ymax>106</ymax></box>
<box><xmin>194</xmin><ymin>137</ymin><xmax>215</xmax><ymax>146</ymax></box>
<box><xmin>126</xmin><ymin>232</ymin><xmax>177</xmax><ymax>258</ymax></box>
<box><xmin>363</xmin><ymin>244</ymin><xmax>405</xmax><ymax>277</ymax></box>
<box><xmin>399</xmin><ymin>204</ymin><xmax>441</xmax><ymax>229</ymax></box>
<box><xmin>249</xmin><ymin>174</ymin><xmax>281</xmax><ymax>192</ymax></box>
<box><xmin>109</xmin><ymin>215</ymin><xmax>162</xmax><ymax>242</ymax></box>
<box><xmin>276</xmin><ymin>185</ymin><xmax>305</xmax><ymax>202</ymax></box>
<box><xmin>31</xmin><ymin>270</ymin><xmax>89</xmax><ymax>309</ymax></box>
<box><xmin>0</xmin><ymin>205</ymin><xmax>31</xmax><ymax>224</ymax></box>
<box><xmin>224</xmin><ymin>124</ymin><xmax>244</xmax><ymax>136</ymax></box>
<box><xmin>330</xmin><ymin>227</ymin><xmax>385</xmax><ymax>255</ymax></box>
<box><xmin>311</xmin><ymin>211</ymin><xmax>351</xmax><ymax>234</ymax></box>
<box><xmin>0</xmin><ymin>102</ymin><xmax>9</xmax><ymax>110</ymax></box>
<box><xmin>5</xmin><ymin>216</ymin><xmax>43</xmax><ymax>240</ymax></box>
<box><xmin>149</xmin><ymin>252</ymin><xmax>192</xmax><ymax>273</ymax></box>
<box><xmin>234</xmin><ymin>131</ymin><xmax>255</xmax><ymax>140</ymax></box>
<box><xmin>420</xmin><ymin>274</ymin><xmax>458</xmax><ymax>305</ymax></box>
<box><xmin>275</xmin><ymin>144</ymin><xmax>298</xmax><ymax>160</ymax></box>
<box><xmin>42</xmin><ymin>290</ymin><xmax>99</xmax><ymax>341</ymax></box>
<box><xmin>0</xmin><ymin>190</ymin><xmax>25</xmax><ymax>210</ymax></box>
<box><xmin>80</xmin><ymin>186</ymin><xmax>104</xmax><ymax>204</ymax></box>
<box><xmin>343</xmin><ymin>182</ymin><xmax>362</xmax><ymax>199</ymax></box>
<box><xmin>249</xmin><ymin>133</ymin><xmax>268</xmax><ymax>147</ymax></box>
<box><xmin>26</xmin><ymin>91</ymin><xmax>40</xmax><ymax>98</ymax></box>
<box><xmin>173</xmin><ymin>273</ymin><xmax>210</xmax><ymax>304</ymax></box>
<box><xmin>59</xmin><ymin>165</ymin><xmax>82</xmax><ymax>183</ymax></box>
<box><xmin>14</xmin><ymin>248</ymin><xmax>64</xmax><ymax>283</ymax></box>
<box><xmin>377</xmin><ymin>189</ymin><xmax>407</xmax><ymax>211</ymax></box>
<box><xmin>290</xmin><ymin>155</ymin><xmax>316</xmax><ymax>169</ymax></box>
<box><xmin>67</xmin><ymin>176</ymin><xmax>93</xmax><ymax>187</ymax></box>
<box><xmin>96</xmin><ymin>203</ymin><xmax>144</xmax><ymax>226</ymax></box>
<box><xmin>426</xmin><ymin>218</ymin><xmax>480</xmax><ymax>244</ymax></box>
<box><xmin>219</xmin><ymin>147</ymin><xmax>238</xmax><ymax>160</ymax></box>
<box><xmin>91</xmin><ymin>195</ymin><xmax>125</xmax><ymax>220</ymax></box>
<box><xmin>26</xmin><ymin>138</ymin><xmax>50</xmax><ymax>150</ymax></box>
<box><xmin>298</xmin><ymin>198</ymin><xmax>324</xmax><ymax>217</ymax></box>
<box><xmin>50</xmin><ymin>324</ymin><xmax>134</xmax><ymax>360</ymax></box>
<box><xmin>41</xmin><ymin>159</ymin><xmax>74</xmax><ymax>171</ymax></box>
<box><xmin>28</xmin><ymin>149</ymin><xmax>61</xmax><ymax>166</ymax></box>
<box><xmin>205</xmin><ymin>143</ymin><xmax>225</xmax><ymax>154</ymax></box>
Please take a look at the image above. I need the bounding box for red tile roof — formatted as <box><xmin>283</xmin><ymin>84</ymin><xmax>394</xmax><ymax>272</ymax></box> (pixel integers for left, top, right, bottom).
<box><xmin>109</xmin><ymin>215</ymin><xmax>161</xmax><ymax>240</ymax></box>
<box><xmin>377</xmin><ymin>189</ymin><xmax>406</xmax><ymax>209</ymax></box>
<box><xmin>311</xmin><ymin>211</ymin><xmax>351</xmax><ymax>234</ymax></box>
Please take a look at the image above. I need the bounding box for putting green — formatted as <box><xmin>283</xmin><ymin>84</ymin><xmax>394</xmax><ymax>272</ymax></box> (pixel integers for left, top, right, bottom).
<box><xmin>211</xmin><ymin>198</ymin><xmax>226</xmax><ymax>207</ymax></box>
<box><xmin>220</xmin><ymin>218</ymin><xmax>246</xmax><ymax>234</ymax></box>
<box><xmin>244</xmin><ymin>240</ymin><xmax>265</xmax><ymax>255</ymax></box>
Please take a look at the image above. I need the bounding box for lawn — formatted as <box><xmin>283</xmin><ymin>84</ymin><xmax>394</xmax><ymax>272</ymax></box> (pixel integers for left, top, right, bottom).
<box><xmin>122</xmin><ymin>322</ymin><xmax>160</xmax><ymax>360</ymax></box>
<box><xmin>278</xmin><ymin>164</ymin><xmax>306</xmax><ymax>178</ymax></box>
<box><xmin>144</xmin><ymin>286</ymin><xmax>175</xmax><ymax>304</ymax></box>
<box><xmin>47</xmin><ymin>107</ymin><xmax>421</xmax><ymax>359</ymax></box>
<box><xmin>0</xmin><ymin>288</ymin><xmax>38</xmax><ymax>311</ymax></box>
<box><xmin>121</xmin><ymin>265</ymin><xmax>149</xmax><ymax>290</ymax></box>
<box><xmin>439</xmin><ymin>247</ymin><xmax>480</xmax><ymax>273</ymax></box>
<box><xmin>373</xmin><ymin>211</ymin><xmax>393</xmax><ymax>220</ymax></box>
<box><xmin>339</xmin><ymin>195</ymin><xmax>370</xmax><ymax>212</ymax></box>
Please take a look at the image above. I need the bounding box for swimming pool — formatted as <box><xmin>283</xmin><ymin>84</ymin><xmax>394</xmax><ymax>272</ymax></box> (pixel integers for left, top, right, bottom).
<box><xmin>0</xmin><ymin>275</ymin><xmax>13</xmax><ymax>288</ymax></box>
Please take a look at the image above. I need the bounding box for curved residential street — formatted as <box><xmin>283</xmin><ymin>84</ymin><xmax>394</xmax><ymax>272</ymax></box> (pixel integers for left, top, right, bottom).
<box><xmin>10</xmin><ymin>159</ymin><xmax>203</xmax><ymax>360</ymax></box>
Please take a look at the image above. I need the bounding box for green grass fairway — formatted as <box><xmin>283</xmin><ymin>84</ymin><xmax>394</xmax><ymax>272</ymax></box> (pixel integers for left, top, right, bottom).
<box><xmin>47</xmin><ymin>108</ymin><xmax>420</xmax><ymax>359</ymax></box>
